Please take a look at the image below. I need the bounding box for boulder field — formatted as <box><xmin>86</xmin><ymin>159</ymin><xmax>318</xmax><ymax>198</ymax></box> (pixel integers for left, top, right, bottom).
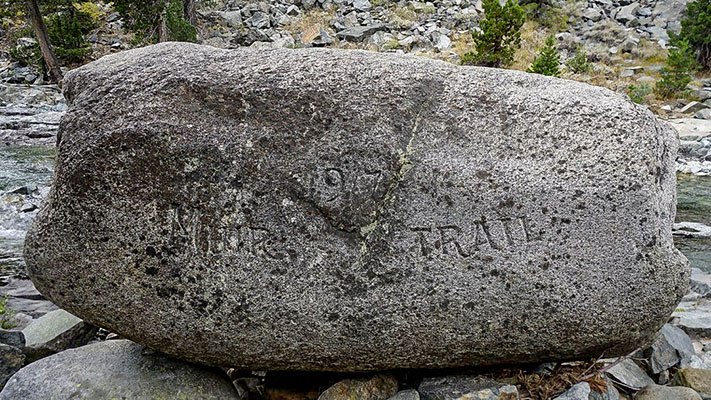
<box><xmin>24</xmin><ymin>42</ymin><xmax>688</xmax><ymax>370</ymax></box>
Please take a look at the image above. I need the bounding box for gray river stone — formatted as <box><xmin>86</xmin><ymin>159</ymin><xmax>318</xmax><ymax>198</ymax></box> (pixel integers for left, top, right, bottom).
<box><xmin>25</xmin><ymin>42</ymin><xmax>688</xmax><ymax>370</ymax></box>
<box><xmin>0</xmin><ymin>340</ymin><xmax>238</xmax><ymax>399</ymax></box>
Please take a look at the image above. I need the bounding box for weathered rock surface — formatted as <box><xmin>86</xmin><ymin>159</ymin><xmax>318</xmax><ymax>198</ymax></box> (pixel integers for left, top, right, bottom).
<box><xmin>0</xmin><ymin>340</ymin><xmax>238</xmax><ymax>399</ymax></box>
<box><xmin>388</xmin><ymin>389</ymin><xmax>420</xmax><ymax>400</ymax></box>
<box><xmin>690</xmin><ymin>268</ymin><xmax>711</xmax><ymax>297</ymax></box>
<box><xmin>1</xmin><ymin>277</ymin><xmax>57</xmax><ymax>320</ymax></box>
<box><xmin>21</xmin><ymin>309</ymin><xmax>97</xmax><ymax>362</ymax></box>
<box><xmin>318</xmin><ymin>375</ymin><xmax>397</xmax><ymax>400</ymax></box>
<box><xmin>590</xmin><ymin>380</ymin><xmax>620</xmax><ymax>400</ymax></box>
<box><xmin>0</xmin><ymin>329</ymin><xmax>24</xmax><ymax>349</ymax></box>
<box><xmin>646</xmin><ymin>323</ymin><xmax>695</xmax><ymax>374</ymax></box>
<box><xmin>672</xmin><ymin>368</ymin><xmax>711</xmax><ymax>398</ymax></box>
<box><xmin>608</xmin><ymin>359</ymin><xmax>656</xmax><ymax>390</ymax></box>
<box><xmin>554</xmin><ymin>382</ymin><xmax>590</xmax><ymax>400</ymax></box>
<box><xmin>635</xmin><ymin>384</ymin><xmax>702</xmax><ymax>400</ymax></box>
<box><xmin>0</xmin><ymin>344</ymin><xmax>24</xmax><ymax>389</ymax></box>
<box><xmin>418</xmin><ymin>375</ymin><xmax>517</xmax><ymax>400</ymax></box>
<box><xmin>25</xmin><ymin>42</ymin><xmax>688</xmax><ymax>370</ymax></box>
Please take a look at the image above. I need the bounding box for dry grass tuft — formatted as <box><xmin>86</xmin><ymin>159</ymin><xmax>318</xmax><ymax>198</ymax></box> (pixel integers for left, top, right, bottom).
<box><xmin>450</xmin><ymin>31</ymin><xmax>476</xmax><ymax>61</ymax></box>
<box><xmin>510</xmin><ymin>21</ymin><xmax>548</xmax><ymax>71</ymax></box>
<box><xmin>283</xmin><ymin>9</ymin><xmax>336</xmax><ymax>41</ymax></box>
<box><xmin>514</xmin><ymin>361</ymin><xmax>612</xmax><ymax>400</ymax></box>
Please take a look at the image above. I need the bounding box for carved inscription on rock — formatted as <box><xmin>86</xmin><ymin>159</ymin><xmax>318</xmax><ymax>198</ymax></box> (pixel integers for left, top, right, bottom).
<box><xmin>165</xmin><ymin>208</ymin><xmax>292</xmax><ymax>260</ymax></box>
<box><xmin>304</xmin><ymin>165</ymin><xmax>389</xmax><ymax>228</ymax></box>
<box><xmin>409</xmin><ymin>216</ymin><xmax>539</xmax><ymax>257</ymax></box>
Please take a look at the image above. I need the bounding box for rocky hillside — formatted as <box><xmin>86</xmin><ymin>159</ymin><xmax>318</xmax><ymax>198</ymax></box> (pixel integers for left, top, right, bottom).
<box><xmin>2</xmin><ymin>0</ymin><xmax>710</xmax><ymax>120</ymax></box>
<box><xmin>196</xmin><ymin>0</ymin><xmax>687</xmax><ymax>57</ymax></box>
<box><xmin>0</xmin><ymin>0</ymin><xmax>697</xmax><ymax>71</ymax></box>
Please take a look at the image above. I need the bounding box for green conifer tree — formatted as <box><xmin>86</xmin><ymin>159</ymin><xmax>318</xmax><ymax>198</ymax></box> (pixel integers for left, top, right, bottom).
<box><xmin>461</xmin><ymin>0</ymin><xmax>526</xmax><ymax>68</ymax></box>
<box><xmin>654</xmin><ymin>38</ymin><xmax>700</xmax><ymax>99</ymax></box>
<box><xmin>113</xmin><ymin>0</ymin><xmax>197</xmax><ymax>43</ymax></box>
<box><xmin>677</xmin><ymin>0</ymin><xmax>711</xmax><ymax>69</ymax></box>
<box><xmin>527</xmin><ymin>35</ymin><xmax>561</xmax><ymax>76</ymax></box>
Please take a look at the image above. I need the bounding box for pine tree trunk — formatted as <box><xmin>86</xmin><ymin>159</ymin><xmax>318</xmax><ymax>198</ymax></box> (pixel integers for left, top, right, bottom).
<box><xmin>700</xmin><ymin>43</ymin><xmax>711</xmax><ymax>71</ymax></box>
<box><xmin>184</xmin><ymin>0</ymin><xmax>197</xmax><ymax>25</ymax></box>
<box><xmin>25</xmin><ymin>0</ymin><xmax>63</xmax><ymax>83</ymax></box>
<box><xmin>158</xmin><ymin>0</ymin><xmax>170</xmax><ymax>42</ymax></box>
<box><xmin>158</xmin><ymin>18</ymin><xmax>168</xmax><ymax>42</ymax></box>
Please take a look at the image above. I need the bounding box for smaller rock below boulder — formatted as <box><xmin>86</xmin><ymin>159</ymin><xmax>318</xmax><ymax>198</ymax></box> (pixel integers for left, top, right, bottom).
<box><xmin>672</xmin><ymin>368</ymin><xmax>711</xmax><ymax>399</ymax></box>
<box><xmin>554</xmin><ymin>382</ymin><xmax>590</xmax><ymax>400</ymax></box>
<box><xmin>7</xmin><ymin>185</ymin><xmax>37</xmax><ymax>195</ymax></box>
<box><xmin>388</xmin><ymin>389</ymin><xmax>420</xmax><ymax>400</ymax></box>
<box><xmin>1</xmin><ymin>278</ymin><xmax>57</xmax><ymax>320</ymax></box>
<box><xmin>676</xmin><ymin>224</ymin><xmax>711</xmax><ymax>239</ymax></box>
<box><xmin>607</xmin><ymin>359</ymin><xmax>655</xmax><ymax>390</ymax></box>
<box><xmin>21</xmin><ymin>309</ymin><xmax>97</xmax><ymax>362</ymax></box>
<box><xmin>646</xmin><ymin>323</ymin><xmax>695</xmax><ymax>374</ymax></box>
<box><xmin>318</xmin><ymin>375</ymin><xmax>397</xmax><ymax>400</ymax></box>
<box><xmin>635</xmin><ymin>384</ymin><xmax>702</xmax><ymax>400</ymax></box>
<box><xmin>691</xmin><ymin>268</ymin><xmax>711</xmax><ymax>297</ymax></box>
<box><xmin>0</xmin><ymin>344</ymin><xmax>24</xmax><ymax>389</ymax></box>
<box><xmin>418</xmin><ymin>375</ymin><xmax>517</xmax><ymax>400</ymax></box>
<box><xmin>695</xmin><ymin>109</ymin><xmax>711</xmax><ymax>120</ymax></box>
<box><xmin>589</xmin><ymin>379</ymin><xmax>621</xmax><ymax>400</ymax></box>
<box><xmin>673</xmin><ymin>309</ymin><xmax>711</xmax><ymax>338</ymax></box>
<box><xmin>0</xmin><ymin>340</ymin><xmax>238</xmax><ymax>399</ymax></box>
<box><xmin>0</xmin><ymin>329</ymin><xmax>24</xmax><ymax>349</ymax></box>
<box><xmin>680</xmin><ymin>102</ymin><xmax>710</xmax><ymax>114</ymax></box>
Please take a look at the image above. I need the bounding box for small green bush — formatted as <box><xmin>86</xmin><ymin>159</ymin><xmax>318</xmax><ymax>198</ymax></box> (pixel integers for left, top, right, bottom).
<box><xmin>654</xmin><ymin>38</ymin><xmax>700</xmax><ymax>99</ymax></box>
<box><xmin>9</xmin><ymin>41</ymin><xmax>42</xmax><ymax>68</ymax></box>
<box><xmin>74</xmin><ymin>1</ymin><xmax>104</xmax><ymax>21</ymax></box>
<box><xmin>527</xmin><ymin>35</ymin><xmax>560</xmax><ymax>76</ymax></box>
<box><xmin>165</xmin><ymin>0</ymin><xmax>197</xmax><ymax>42</ymax></box>
<box><xmin>627</xmin><ymin>83</ymin><xmax>652</xmax><ymax>104</ymax></box>
<box><xmin>0</xmin><ymin>296</ymin><xmax>15</xmax><ymax>329</ymax></box>
<box><xmin>566</xmin><ymin>48</ymin><xmax>591</xmax><ymax>73</ymax></box>
<box><xmin>115</xmin><ymin>0</ymin><xmax>196</xmax><ymax>43</ymax></box>
<box><xmin>8</xmin><ymin>27</ymin><xmax>46</xmax><ymax>76</ymax></box>
<box><xmin>461</xmin><ymin>0</ymin><xmax>525</xmax><ymax>68</ymax></box>
<box><xmin>48</xmin><ymin>14</ymin><xmax>92</xmax><ymax>64</ymax></box>
<box><xmin>522</xmin><ymin>0</ymin><xmax>570</xmax><ymax>30</ymax></box>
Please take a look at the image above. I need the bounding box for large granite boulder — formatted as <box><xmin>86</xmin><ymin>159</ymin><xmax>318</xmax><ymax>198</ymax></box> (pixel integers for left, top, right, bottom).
<box><xmin>0</xmin><ymin>339</ymin><xmax>238</xmax><ymax>399</ymax></box>
<box><xmin>25</xmin><ymin>42</ymin><xmax>688</xmax><ymax>370</ymax></box>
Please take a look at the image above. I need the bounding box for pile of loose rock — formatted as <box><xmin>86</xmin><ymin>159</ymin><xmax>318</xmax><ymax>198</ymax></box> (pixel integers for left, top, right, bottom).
<box><xmin>673</xmin><ymin>114</ymin><xmax>711</xmax><ymax>175</ymax></box>
<box><xmin>573</xmin><ymin>0</ymin><xmax>689</xmax><ymax>52</ymax></box>
<box><xmin>4</xmin><ymin>293</ymin><xmax>711</xmax><ymax>399</ymax></box>
<box><xmin>199</xmin><ymin>0</ymin><xmax>480</xmax><ymax>55</ymax></box>
<box><xmin>195</xmin><ymin>0</ymin><xmax>688</xmax><ymax>60</ymax></box>
<box><xmin>684</xmin><ymin>83</ymin><xmax>711</xmax><ymax>120</ymax></box>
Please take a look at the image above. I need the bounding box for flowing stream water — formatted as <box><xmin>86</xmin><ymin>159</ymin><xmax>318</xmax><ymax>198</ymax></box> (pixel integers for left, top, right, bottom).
<box><xmin>675</xmin><ymin>173</ymin><xmax>711</xmax><ymax>273</ymax></box>
<box><xmin>0</xmin><ymin>146</ymin><xmax>54</xmax><ymax>279</ymax></box>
